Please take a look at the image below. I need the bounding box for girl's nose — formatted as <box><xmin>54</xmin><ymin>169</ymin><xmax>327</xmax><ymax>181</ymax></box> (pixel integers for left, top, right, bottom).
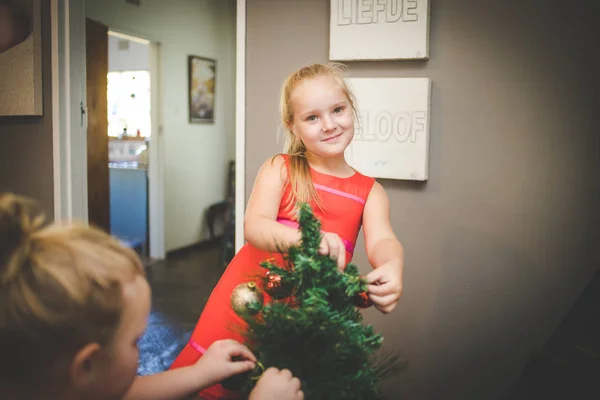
<box><xmin>322</xmin><ymin>117</ymin><xmax>336</xmax><ymax>132</ymax></box>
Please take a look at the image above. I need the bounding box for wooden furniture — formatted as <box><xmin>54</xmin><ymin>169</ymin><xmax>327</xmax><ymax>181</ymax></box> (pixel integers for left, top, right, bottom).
<box><xmin>206</xmin><ymin>160</ymin><xmax>235</xmax><ymax>240</ymax></box>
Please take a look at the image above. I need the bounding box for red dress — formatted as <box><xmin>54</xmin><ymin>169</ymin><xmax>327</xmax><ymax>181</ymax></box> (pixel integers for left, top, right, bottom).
<box><xmin>169</xmin><ymin>157</ymin><xmax>375</xmax><ymax>399</ymax></box>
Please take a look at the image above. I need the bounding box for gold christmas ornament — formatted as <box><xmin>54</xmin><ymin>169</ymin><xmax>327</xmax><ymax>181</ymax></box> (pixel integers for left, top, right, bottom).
<box><xmin>231</xmin><ymin>281</ymin><xmax>264</xmax><ymax>316</ymax></box>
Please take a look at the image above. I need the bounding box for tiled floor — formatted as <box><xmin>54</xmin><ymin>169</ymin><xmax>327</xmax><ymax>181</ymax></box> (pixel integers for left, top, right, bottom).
<box><xmin>137</xmin><ymin>243</ymin><xmax>223</xmax><ymax>376</ymax></box>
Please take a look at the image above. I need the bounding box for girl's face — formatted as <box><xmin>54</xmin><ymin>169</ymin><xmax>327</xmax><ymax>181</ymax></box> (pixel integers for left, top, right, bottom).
<box><xmin>80</xmin><ymin>275</ymin><xmax>151</xmax><ymax>400</ymax></box>
<box><xmin>289</xmin><ymin>76</ymin><xmax>354</xmax><ymax>159</ymax></box>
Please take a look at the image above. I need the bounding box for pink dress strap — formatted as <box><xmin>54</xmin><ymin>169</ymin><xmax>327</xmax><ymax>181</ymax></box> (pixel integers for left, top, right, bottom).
<box><xmin>189</xmin><ymin>339</ymin><xmax>207</xmax><ymax>354</ymax></box>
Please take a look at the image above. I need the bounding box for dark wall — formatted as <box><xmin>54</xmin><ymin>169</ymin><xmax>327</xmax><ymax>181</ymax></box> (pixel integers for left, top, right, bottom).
<box><xmin>246</xmin><ymin>0</ymin><xmax>600</xmax><ymax>398</ymax></box>
<box><xmin>0</xmin><ymin>0</ymin><xmax>54</xmax><ymax>216</ymax></box>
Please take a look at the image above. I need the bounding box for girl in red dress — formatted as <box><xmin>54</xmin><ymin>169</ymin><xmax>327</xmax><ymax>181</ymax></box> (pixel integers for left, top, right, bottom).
<box><xmin>170</xmin><ymin>63</ymin><xmax>405</xmax><ymax>399</ymax></box>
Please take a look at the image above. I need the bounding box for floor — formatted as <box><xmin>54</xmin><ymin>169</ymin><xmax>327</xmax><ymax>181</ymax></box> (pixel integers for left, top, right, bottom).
<box><xmin>137</xmin><ymin>243</ymin><xmax>223</xmax><ymax>376</ymax></box>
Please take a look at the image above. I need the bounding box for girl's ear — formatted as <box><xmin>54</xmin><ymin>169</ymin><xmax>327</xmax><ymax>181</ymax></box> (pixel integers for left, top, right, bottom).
<box><xmin>284</xmin><ymin>119</ymin><xmax>293</xmax><ymax>135</ymax></box>
<box><xmin>69</xmin><ymin>343</ymin><xmax>102</xmax><ymax>390</ymax></box>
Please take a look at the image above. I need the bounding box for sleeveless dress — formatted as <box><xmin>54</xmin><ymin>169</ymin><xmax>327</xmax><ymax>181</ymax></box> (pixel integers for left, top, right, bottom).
<box><xmin>169</xmin><ymin>156</ymin><xmax>375</xmax><ymax>399</ymax></box>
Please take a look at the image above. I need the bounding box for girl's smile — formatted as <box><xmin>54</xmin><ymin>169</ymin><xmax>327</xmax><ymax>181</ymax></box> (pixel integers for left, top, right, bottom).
<box><xmin>322</xmin><ymin>132</ymin><xmax>344</xmax><ymax>143</ymax></box>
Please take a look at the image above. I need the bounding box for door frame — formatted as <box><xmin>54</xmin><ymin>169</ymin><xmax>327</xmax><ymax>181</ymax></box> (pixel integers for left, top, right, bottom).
<box><xmin>51</xmin><ymin>0</ymin><xmax>247</xmax><ymax>258</ymax></box>
<box><xmin>51</xmin><ymin>0</ymin><xmax>88</xmax><ymax>223</ymax></box>
<box><xmin>235</xmin><ymin>0</ymin><xmax>246</xmax><ymax>252</ymax></box>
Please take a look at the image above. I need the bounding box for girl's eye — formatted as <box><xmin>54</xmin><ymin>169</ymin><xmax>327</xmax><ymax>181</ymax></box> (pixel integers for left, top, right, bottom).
<box><xmin>306</xmin><ymin>115</ymin><xmax>317</xmax><ymax>121</ymax></box>
<box><xmin>333</xmin><ymin>107</ymin><xmax>343</xmax><ymax>113</ymax></box>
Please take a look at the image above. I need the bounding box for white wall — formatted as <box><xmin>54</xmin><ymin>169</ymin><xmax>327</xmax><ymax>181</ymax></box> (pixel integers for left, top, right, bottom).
<box><xmin>86</xmin><ymin>0</ymin><xmax>236</xmax><ymax>251</ymax></box>
<box><xmin>108</xmin><ymin>35</ymin><xmax>149</xmax><ymax>71</ymax></box>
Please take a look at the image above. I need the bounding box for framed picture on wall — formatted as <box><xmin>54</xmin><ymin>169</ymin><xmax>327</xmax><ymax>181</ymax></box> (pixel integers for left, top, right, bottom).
<box><xmin>329</xmin><ymin>0</ymin><xmax>430</xmax><ymax>61</ymax></box>
<box><xmin>0</xmin><ymin>0</ymin><xmax>43</xmax><ymax>116</ymax></box>
<box><xmin>188</xmin><ymin>55</ymin><xmax>216</xmax><ymax>123</ymax></box>
<box><xmin>344</xmin><ymin>77</ymin><xmax>431</xmax><ymax>181</ymax></box>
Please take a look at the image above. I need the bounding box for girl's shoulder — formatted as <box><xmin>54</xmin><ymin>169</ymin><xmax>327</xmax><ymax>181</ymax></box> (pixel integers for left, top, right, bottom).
<box><xmin>270</xmin><ymin>153</ymin><xmax>288</xmax><ymax>161</ymax></box>
<box><xmin>261</xmin><ymin>153</ymin><xmax>289</xmax><ymax>182</ymax></box>
<box><xmin>267</xmin><ymin>153</ymin><xmax>287</xmax><ymax>167</ymax></box>
<box><xmin>269</xmin><ymin>153</ymin><xmax>295</xmax><ymax>166</ymax></box>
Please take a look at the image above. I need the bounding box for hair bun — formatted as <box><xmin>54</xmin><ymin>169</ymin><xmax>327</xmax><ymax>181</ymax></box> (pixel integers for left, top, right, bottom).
<box><xmin>0</xmin><ymin>193</ymin><xmax>45</xmax><ymax>276</ymax></box>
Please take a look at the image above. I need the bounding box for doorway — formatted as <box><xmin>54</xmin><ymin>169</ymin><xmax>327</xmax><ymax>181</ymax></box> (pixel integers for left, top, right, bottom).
<box><xmin>53</xmin><ymin>0</ymin><xmax>241</xmax><ymax>260</ymax></box>
<box><xmin>85</xmin><ymin>17</ymin><xmax>164</xmax><ymax>259</ymax></box>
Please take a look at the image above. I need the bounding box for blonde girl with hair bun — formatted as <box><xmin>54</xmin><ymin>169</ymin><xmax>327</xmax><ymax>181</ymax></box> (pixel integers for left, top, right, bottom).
<box><xmin>170</xmin><ymin>62</ymin><xmax>404</xmax><ymax>400</ymax></box>
<box><xmin>0</xmin><ymin>193</ymin><xmax>303</xmax><ymax>400</ymax></box>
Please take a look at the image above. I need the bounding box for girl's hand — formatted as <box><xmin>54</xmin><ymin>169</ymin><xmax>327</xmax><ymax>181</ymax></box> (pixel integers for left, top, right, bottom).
<box><xmin>366</xmin><ymin>259</ymin><xmax>403</xmax><ymax>314</ymax></box>
<box><xmin>249</xmin><ymin>368</ymin><xmax>304</xmax><ymax>400</ymax></box>
<box><xmin>319</xmin><ymin>232</ymin><xmax>346</xmax><ymax>270</ymax></box>
<box><xmin>192</xmin><ymin>339</ymin><xmax>256</xmax><ymax>387</ymax></box>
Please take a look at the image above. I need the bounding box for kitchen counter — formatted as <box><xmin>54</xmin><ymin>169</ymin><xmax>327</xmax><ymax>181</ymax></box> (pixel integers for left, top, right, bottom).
<box><xmin>109</xmin><ymin>161</ymin><xmax>147</xmax><ymax>170</ymax></box>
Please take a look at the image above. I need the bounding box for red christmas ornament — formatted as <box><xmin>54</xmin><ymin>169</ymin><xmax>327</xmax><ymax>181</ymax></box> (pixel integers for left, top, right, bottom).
<box><xmin>352</xmin><ymin>291</ymin><xmax>373</xmax><ymax>308</ymax></box>
<box><xmin>263</xmin><ymin>271</ymin><xmax>293</xmax><ymax>299</ymax></box>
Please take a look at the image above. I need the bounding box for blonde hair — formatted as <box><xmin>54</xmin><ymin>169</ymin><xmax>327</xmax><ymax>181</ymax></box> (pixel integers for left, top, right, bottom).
<box><xmin>279</xmin><ymin>62</ymin><xmax>358</xmax><ymax>210</ymax></box>
<box><xmin>0</xmin><ymin>193</ymin><xmax>144</xmax><ymax>389</ymax></box>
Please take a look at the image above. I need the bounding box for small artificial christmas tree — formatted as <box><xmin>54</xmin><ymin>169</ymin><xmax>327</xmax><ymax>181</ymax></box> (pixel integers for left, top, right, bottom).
<box><xmin>226</xmin><ymin>203</ymin><xmax>403</xmax><ymax>399</ymax></box>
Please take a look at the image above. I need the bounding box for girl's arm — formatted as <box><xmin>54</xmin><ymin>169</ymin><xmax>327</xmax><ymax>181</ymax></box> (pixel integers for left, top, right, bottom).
<box><xmin>244</xmin><ymin>155</ymin><xmax>302</xmax><ymax>252</ymax></box>
<box><xmin>124</xmin><ymin>339</ymin><xmax>256</xmax><ymax>400</ymax></box>
<box><xmin>124</xmin><ymin>367</ymin><xmax>212</xmax><ymax>400</ymax></box>
<box><xmin>362</xmin><ymin>182</ymin><xmax>404</xmax><ymax>314</ymax></box>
